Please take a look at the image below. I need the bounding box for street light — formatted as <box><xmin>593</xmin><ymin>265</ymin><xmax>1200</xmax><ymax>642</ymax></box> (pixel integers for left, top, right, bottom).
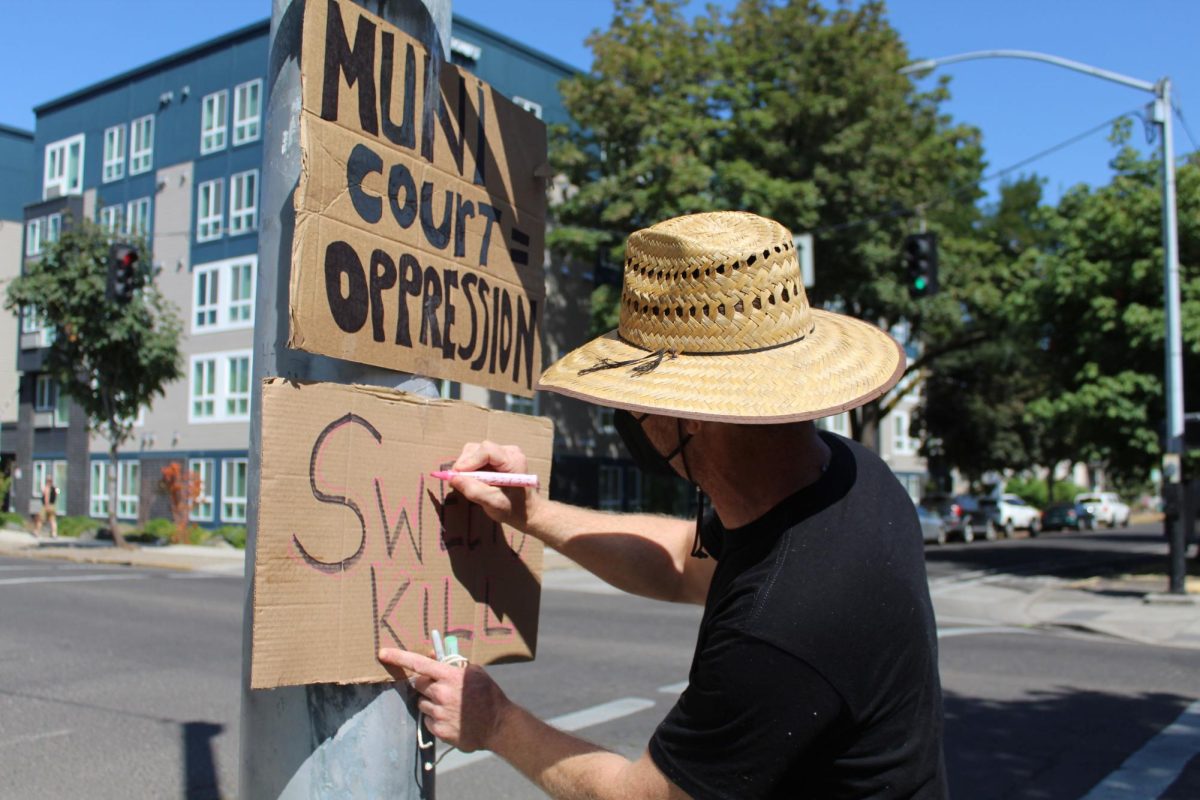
<box><xmin>902</xmin><ymin>50</ymin><xmax>1187</xmax><ymax>594</ymax></box>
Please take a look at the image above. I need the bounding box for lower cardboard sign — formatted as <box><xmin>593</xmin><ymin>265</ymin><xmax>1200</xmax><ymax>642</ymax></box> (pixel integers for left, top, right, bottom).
<box><xmin>250</xmin><ymin>378</ymin><xmax>552</xmax><ymax>689</ymax></box>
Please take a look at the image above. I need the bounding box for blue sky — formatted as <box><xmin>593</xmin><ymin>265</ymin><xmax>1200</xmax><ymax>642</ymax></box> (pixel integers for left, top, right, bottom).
<box><xmin>2</xmin><ymin>1</ymin><xmax>1195</xmax><ymax>206</ymax></box>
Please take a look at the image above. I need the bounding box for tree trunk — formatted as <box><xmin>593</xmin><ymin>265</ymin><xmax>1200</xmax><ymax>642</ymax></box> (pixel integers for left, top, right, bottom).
<box><xmin>852</xmin><ymin>401</ymin><xmax>881</xmax><ymax>453</ymax></box>
<box><xmin>107</xmin><ymin>440</ymin><xmax>129</xmax><ymax>549</ymax></box>
<box><xmin>1046</xmin><ymin>460</ymin><xmax>1057</xmax><ymax>507</ymax></box>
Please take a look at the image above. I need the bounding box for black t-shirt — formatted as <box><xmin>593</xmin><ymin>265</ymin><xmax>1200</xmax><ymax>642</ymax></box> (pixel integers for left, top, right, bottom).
<box><xmin>649</xmin><ymin>433</ymin><xmax>947</xmax><ymax>799</ymax></box>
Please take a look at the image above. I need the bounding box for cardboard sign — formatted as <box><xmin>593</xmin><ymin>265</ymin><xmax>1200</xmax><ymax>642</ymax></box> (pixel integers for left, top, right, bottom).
<box><xmin>290</xmin><ymin>0</ymin><xmax>548</xmax><ymax>397</ymax></box>
<box><xmin>251</xmin><ymin>378</ymin><xmax>552</xmax><ymax>689</ymax></box>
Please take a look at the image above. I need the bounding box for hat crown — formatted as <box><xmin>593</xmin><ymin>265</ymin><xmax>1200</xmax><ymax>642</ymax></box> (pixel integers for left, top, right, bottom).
<box><xmin>619</xmin><ymin>211</ymin><xmax>813</xmax><ymax>354</ymax></box>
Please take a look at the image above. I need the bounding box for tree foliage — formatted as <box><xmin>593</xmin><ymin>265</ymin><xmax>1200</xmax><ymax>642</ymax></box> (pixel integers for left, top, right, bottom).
<box><xmin>5</xmin><ymin>218</ymin><xmax>182</xmax><ymax>546</ymax></box>
<box><xmin>552</xmin><ymin>0</ymin><xmax>1000</xmax><ymax>443</ymax></box>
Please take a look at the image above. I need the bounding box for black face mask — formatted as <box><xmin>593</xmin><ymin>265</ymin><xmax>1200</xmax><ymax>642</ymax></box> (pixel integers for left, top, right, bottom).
<box><xmin>613</xmin><ymin>410</ymin><xmax>693</xmax><ymax>479</ymax></box>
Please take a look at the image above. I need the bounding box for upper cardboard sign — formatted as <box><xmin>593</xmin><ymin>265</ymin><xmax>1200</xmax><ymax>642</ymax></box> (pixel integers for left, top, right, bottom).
<box><xmin>291</xmin><ymin>0</ymin><xmax>548</xmax><ymax>396</ymax></box>
<box><xmin>251</xmin><ymin>378</ymin><xmax>552</xmax><ymax>689</ymax></box>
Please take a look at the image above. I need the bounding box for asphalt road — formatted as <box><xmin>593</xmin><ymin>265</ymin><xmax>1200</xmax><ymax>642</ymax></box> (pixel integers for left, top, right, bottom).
<box><xmin>0</xmin><ymin>525</ymin><xmax>1196</xmax><ymax>799</ymax></box>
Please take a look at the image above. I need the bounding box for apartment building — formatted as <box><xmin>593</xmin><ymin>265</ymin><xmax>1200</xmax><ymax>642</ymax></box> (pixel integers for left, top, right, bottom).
<box><xmin>8</xmin><ymin>14</ymin><xmax>927</xmax><ymax>527</ymax></box>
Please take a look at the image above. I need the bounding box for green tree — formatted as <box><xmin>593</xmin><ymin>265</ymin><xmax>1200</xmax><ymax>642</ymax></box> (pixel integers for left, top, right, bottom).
<box><xmin>552</xmin><ymin>0</ymin><xmax>997</xmax><ymax>445</ymax></box>
<box><xmin>1026</xmin><ymin>123</ymin><xmax>1200</xmax><ymax>486</ymax></box>
<box><xmin>5</xmin><ymin>219</ymin><xmax>182</xmax><ymax>547</ymax></box>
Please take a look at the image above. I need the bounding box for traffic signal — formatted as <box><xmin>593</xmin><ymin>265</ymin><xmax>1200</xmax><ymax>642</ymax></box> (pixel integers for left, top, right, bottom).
<box><xmin>106</xmin><ymin>243</ymin><xmax>140</xmax><ymax>303</ymax></box>
<box><xmin>903</xmin><ymin>232</ymin><xmax>938</xmax><ymax>298</ymax></box>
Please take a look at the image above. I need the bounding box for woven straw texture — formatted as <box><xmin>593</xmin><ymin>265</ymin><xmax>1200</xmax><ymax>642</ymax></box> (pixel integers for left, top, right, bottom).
<box><xmin>538</xmin><ymin>211</ymin><xmax>906</xmax><ymax>423</ymax></box>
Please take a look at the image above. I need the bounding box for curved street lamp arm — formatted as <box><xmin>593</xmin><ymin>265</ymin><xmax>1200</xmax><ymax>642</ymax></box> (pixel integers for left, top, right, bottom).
<box><xmin>900</xmin><ymin>49</ymin><xmax>1157</xmax><ymax>95</ymax></box>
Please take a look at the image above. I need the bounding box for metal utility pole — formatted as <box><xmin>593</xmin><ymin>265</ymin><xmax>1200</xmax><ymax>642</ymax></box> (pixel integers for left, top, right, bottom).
<box><xmin>239</xmin><ymin>1</ymin><xmax>451</xmax><ymax>797</ymax></box>
<box><xmin>901</xmin><ymin>50</ymin><xmax>1188</xmax><ymax>594</ymax></box>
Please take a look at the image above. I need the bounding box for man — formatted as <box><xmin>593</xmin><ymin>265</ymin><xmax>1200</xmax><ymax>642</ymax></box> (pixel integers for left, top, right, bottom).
<box><xmin>37</xmin><ymin>476</ymin><xmax>59</xmax><ymax>539</ymax></box>
<box><xmin>380</xmin><ymin>211</ymin><xmax>946</xmax><ymax>798</ymax></box>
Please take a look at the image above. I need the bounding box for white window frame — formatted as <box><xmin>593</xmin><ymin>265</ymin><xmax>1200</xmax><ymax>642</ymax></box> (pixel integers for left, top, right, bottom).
<box><xmin>32</xmin><ymin>460</ymin><xmax>67</xmax><ymax>513</ymax></box>
<box><xmin>117</xmin><ymin>460</ymin><xmax>140</xmax><ymax>520</ymax></box>
<box><xmin>189</xmin><ymin>350</ymin><xmax>253</xmax><ymax>423</ymax></box>
<box><xmin>226</xmin><ymin>355</ymin><xmax>251</xmax><ymax>418</ymax></box>
<box><xmin>221</xmin><ymin>458</ymin><xmax>249</xmax><ymax>523</ymax></box>
<box><xmin>126</xmin><ymin>197</ymin><xmax>152</xmax><ymax>237</ymax></box>
<box><xmin>99</xmin><ymin>204</ymin><xmax>123</xmax><ymax>234</ymax></box>
<box><xmin>54</xmin><ymin>384</ymin><xmax>70</xmax><ymax>427</ymax></box>
<box><xmin>819</xmin><ymin>412</ymin><xmax>850</xmax><ymax>436</ymax></box>
<box><xmin>130</xmin><ymin>115</ymin><xmax>154</xmax><ymax>175</ymax></box>
<box><xmin>192</xmin><ymin>256</ymin><xmax>256</xmax><ymax>333</ymax></box>
<box><xmin>196</xmin><ymin>178</ymin><xmax>224</xmax><ymax>241</ymax></box>
<box><xmin>43</xmin><ymin>133</ymin><xmax>85</xmax><ymax>198</ymax></box>
<box><xmin>103</xmin><ymin>125</ymin><xmax>126</xmax><ymax>182</ymax></box>
<box><xmin>229</xmin><ymin>170</ymin><xmax>258</xmax><ymax>235</ymax></box>
<box><xmin>512</xmin><ymin>96</ymin><xmax>543</xmax><ymax>120</ymax></box>
<box><xmin>189</xmin><ymin>458</ymin><xmax>215</xmax><ymax>522</ymax></box>
<box><xmin>892</xmin><ymin>410</ymin><xmax>915</xmax><ymax>455</ymax></box>
<box><xmin>200</xmin><ymin>90</ymin><xmax>228</xmax><ymax>154</ymax></box>
<box><xmin>25</xmin><ymin>218</ymin><xmax>44</xmax><ymax>256</ymax></box>
<box><xmin>598</xmin><ymin>407</ymin><xmax>616</xmax><ymax>434</ymax></box>
<box><xmin>232</xmin><ymin>79</ymin><xmax>263</xmax><ymax>145</ymax></box>
<box><xmin>90</xmin><ymin>461</ymin><xmax>110</xmax><ymax>517</ymax></box>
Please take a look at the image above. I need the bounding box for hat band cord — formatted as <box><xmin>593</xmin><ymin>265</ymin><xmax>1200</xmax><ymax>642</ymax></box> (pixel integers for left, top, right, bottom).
<box><xmin>576</xmin><ymin>324</ymin><xmax>816</xmax><ymax>377</ymax></box>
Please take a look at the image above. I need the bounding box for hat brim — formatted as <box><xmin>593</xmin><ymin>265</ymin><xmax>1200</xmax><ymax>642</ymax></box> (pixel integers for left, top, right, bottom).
<box><xmin>537</xmin><ymin>309</ymin><xmax>906</xmax><ymax>423</ymax></box>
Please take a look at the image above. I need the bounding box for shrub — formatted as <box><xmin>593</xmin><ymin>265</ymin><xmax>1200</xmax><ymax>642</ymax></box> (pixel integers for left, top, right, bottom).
<box><xmin>216</xmin><ymin>525</ymin><xmax>247</xmax><ymax>549</ymax></box>
<box><xmin>57</xmin><ymin>515</ymin><xmax>102</xmax><ymax>538</ymax></box>
<box><xmin>0</xmin><ymin>510</ymin><xmax>27</xmax><ymax>528</ymax></box>
<box><xmin>1005</xmin><ymin>476</ymin><xmax>1089</xmax><ymax>508</ymax></box>
<box><xmin>141</xmin><ymin>517</ymin><xmax>176</xmax><ymax>543</ymax></box>
<box><xmin>187</xmin><ymin>526</ymin><xmax>212</xmax><ymax>546</ymax></box>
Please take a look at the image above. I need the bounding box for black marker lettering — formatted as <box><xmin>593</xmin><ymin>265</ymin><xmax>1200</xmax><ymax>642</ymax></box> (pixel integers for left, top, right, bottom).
<box><xmin>387</xmin><ymin>163</ymin><xmax>417</xmax><ymax>229</ymax></box>
<box><xmin>441</xmin><ymin>269</ymin><xmax>459</xmax><ymax>360</ymax></box>
<box><xmin>419</xmin><ymin>265</ymin><xmax>443</xmax><ymax>348</ymax></box>
<box><xmin>458</xmin><ymin>273</ymin><xmax>479</xmax><ymax>360</ymax></box>
<box><xmin>419</xmin><ymin>181</ymin><xmax>452</xmax><ymax>250</ymax></box>
<box><xmin>321</xmin><ymin>0</ymin><xmax>377</xmax><ymax>135</ymax></box>
<box><xmin>347</xmin><ymin>143</ymin><xmax>382</xmax><ymax>224</ymax></box>
<box><xmin>368</xmin><ymin>249</ymin><xmax>396</xmax><ymax>342</ymax></box>
<box><xmin>379</xmin><ymin>33</ymin><xmax>416</xmax><ymax>149</ymax></box>
<box><xmin>324</xmin><ymin>240</ymin><xmax>368</xmax><ymax>334</ymax></box>
<box><xmin>394</xmin><ymin>252</ymin><xmax>422</xmax><ymax>346</ymax></box>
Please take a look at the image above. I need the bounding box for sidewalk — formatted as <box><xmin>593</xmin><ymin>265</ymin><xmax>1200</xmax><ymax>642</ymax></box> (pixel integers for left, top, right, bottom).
<box><xmin>3</xmin><ymin>524</ymin><xmax>1196</xmax><ymax>649</ymax></box>
<box><xmin>932</xmin><ymin>568</ymin><xmax>1200</xmax><ymax>651</ymax></box>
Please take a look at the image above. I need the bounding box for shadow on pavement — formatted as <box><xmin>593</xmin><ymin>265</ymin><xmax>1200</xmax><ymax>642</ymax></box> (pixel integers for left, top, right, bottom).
<box><xmin>182</xmin><ymin>721</ymin><xmax>224</xmax><ymax>800</ymax></box>
<box><xmin>925</xmin><ymin>535</ymin><xmax>1165</xmax><ymax>580</ymax></box>
<box><xmin>944</xmin><ymin>687</ymin><xmax>1196</xmax><ymax>799</ymax></box>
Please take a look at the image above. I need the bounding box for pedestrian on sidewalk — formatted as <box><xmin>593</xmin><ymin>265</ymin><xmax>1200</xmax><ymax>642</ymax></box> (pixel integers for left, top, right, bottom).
<box><xmin>380</xmin><ymin>211</ymin><xmax>946</xmax><ymax>799</ymax></box>
<box><xmin>35</xmin><ymin>476</ymin><xmax>59</xmax><ymax>539</ymax></box>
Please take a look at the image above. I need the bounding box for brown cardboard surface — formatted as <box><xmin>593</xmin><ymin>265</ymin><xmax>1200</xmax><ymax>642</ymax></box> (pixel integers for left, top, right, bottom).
<box><xmin>251</xmin><ymin>378</ymin><xmax>552</xmax><ymax>689</ymax></box>
<box><xmin>291</xmin><ymin>0</ymin><xmax>547</xmax><ymax>396</ymax></box>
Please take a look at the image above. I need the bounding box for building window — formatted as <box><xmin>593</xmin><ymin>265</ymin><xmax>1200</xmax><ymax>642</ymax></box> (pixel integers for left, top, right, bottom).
<box><xmin>449</xmin><ymin>37</ymin><xmax>482</xmax><ymax>63</ymax></box>
<box><xmin>189</xmin><ymin>459</ymin><xmax>215</xmax><ymax>522</ymax></box>
<box><xmin>21</xmin><ymin>307</ymin><xmax>54</xmax><ymax>347</ymax></box>
<box><xmin>103</xmin><ymin>125</ymin><xmax>126</xmax><ymax>182</ymax></box>
<box><xmin>34</xmin><ymin>375</ymin><xmax>55</xmax><ymax>411</ymax></box>
<box><xmin>117</xmin><ymin>460</ymin><xmax>140</xmax><ymax>519</ymax></box>
<box><xmin>598</xmin><ymin>407</ymin><xmax>615</xmax><ymax>434</ymax></box>
<box><xmin>99</xmin><ymin>204</ymin><xmax>123</xmax><ymax>235</ymax></box>
<box><xmin>126</xmin><ymin>197</ymin><xmax>152</xmax><ymax>237</ymax></box>
<box><xmin>222</xmin><ymin>458</ymin><xmax>249</xmax><ymax>522</ymax></box>
<box><xmin>192</xmin><ymin>256</ymin><xmax>256</xmax><ymax>332</ymax></box>
<box><xmin>44</xmin><ymin>133</ymin><xmax>84</xmax><ymax>198</ymax></box>
<box><xmin>229</xmin><ymin>170</ymin><xmax>258</xmax><ymax>235</ymax></box>
<box><xmin>32</xmin><ymin>460</ymin><xmax>68</xmax><ymax>513</ymax></box>
<box><xmin>200</xmin><ymin>90</ymin><xmax>228</xmax><ymax>154</ymax></box>
<box><xmin>512</xmin><ymin>96</ymin><xmax>543</xmax><ymax>120</ymax></box>
<box><xmin>25</xmin><ymin>218</ymin><xmax>43</xmax><ymax>256</ymax></box>
<box><xmin>504</xmin><ymin>393</ymin><xmax>537</xmax><ymax>415</ymax></box>
<box><xmin>226</xmin><ymin>355</ymin><xmax>250</xmax><ymax>417</ymax></box>
<box><xmin>818</xmin><ymin>412</ymin><xmax>850</xmax><ymax>437</ymax></box>
<box><xmin>892</xmin><ymin>411</ymin><xmax>916</xmax><ymax>455</ymax></box>
<box><xmin>90</xmin><ymin>461</ymin><xmax>109</xmax><ymax>517</ymax></box>
<box><xmin>46</xmin><ymin>214</ymin><xmax>62</xmax><ymax>245</ymax></box>
<box><xmin>55</xmin><ymin>388</ymin><xmax>70</xmax><ymax>427</ymax></box>
<box><xmin>233</xmin><ymin>79</ymin><xmax>262</xmax><ymax>145</ymax></box>
<box><xmin>130</xmin><ymin>115</ymin><xmax>154</xmax><ymax>175</ymax></box>
<box><xmin>598</xmin><ymin>465</ymin><xmax>623</xmax><ymax>511</ymax></box>
<box><xmin>190</xmin><ymin>351</ymin><xmax>252</xmax><ymax>422</ymax></box>
<box><xmin>197</xmin><ymin>178</ymin><xmax>224</xmax><ymax>241</ymax></box>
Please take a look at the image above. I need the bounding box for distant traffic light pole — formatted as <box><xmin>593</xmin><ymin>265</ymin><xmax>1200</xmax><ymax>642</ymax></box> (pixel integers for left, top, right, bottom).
<box><xmin>902</xmin><ymin>50</ymin><xmax>1187</xmax><ymax>594</ymax></box>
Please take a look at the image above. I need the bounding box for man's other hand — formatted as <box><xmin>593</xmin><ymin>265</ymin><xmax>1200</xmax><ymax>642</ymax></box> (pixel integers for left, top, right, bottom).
<box><xmin>378</xmin><ymin>647</ymin><xmax>511</xmax><ymax>753</ymax></box>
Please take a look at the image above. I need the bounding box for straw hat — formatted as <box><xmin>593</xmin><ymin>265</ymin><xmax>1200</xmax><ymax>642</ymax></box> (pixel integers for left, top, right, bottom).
<box><xmin>537</xmin><ymin>211</ymin><xmax>905</xmax><ymax>423</ymax></box>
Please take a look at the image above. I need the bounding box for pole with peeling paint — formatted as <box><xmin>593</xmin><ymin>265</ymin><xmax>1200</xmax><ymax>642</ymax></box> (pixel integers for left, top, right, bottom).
<box><xmin>239</xmin><ymin>1</ymin><xmax>451</xmax><ymax>796</ymax></box>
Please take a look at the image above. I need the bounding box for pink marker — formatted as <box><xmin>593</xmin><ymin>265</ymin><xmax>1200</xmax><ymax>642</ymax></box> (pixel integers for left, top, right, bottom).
<box><xmin>430</xmin><ymin>470</ymin><xmax>540</xmax><ymax>489</ymax></box>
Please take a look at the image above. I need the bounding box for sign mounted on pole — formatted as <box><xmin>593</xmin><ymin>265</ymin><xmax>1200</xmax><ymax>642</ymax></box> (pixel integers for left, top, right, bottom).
<box><xmin>251</xmin><ymin>379</ymin><xmax>552</xmax><ymax>689</ymax></box>
<box><xmin>291</xmin><ymin>0</ymin><xmax>548</xmax><ymax>396</ymax></box>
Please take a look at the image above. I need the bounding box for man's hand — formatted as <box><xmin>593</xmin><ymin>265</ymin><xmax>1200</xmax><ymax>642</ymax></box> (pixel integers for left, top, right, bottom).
<box><xmin>378</xmin><ymin>648</ymin><xmax>511</xmax><ymax>753</ymax></box>
<box><xmin>450</xmin><ymin>441</ymin><xmax>543</xmax><ymax>531</ymax></box>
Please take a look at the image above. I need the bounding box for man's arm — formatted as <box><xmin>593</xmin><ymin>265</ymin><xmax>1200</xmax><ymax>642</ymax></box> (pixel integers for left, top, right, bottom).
<box><xmin>449</xmin><ymin>441</ymin><xmax>714</xmax><ymax>604</ymax></box>
<box><xmin>380</xmin><ymin>649</ymin><xmax>692</xmax><ymax>800</ymax></box>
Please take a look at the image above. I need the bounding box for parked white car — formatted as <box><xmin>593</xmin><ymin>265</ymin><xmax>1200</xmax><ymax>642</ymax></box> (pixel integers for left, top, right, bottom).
<box><xmin>1074</xmin><ymin>492</ymin><xmax>1131</xmax><ymax>528</ymax></box>
<box><xmin>992</xmin><ymin>494</ymin><xmax>1042</xmax><ymax>536</ymax></box>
